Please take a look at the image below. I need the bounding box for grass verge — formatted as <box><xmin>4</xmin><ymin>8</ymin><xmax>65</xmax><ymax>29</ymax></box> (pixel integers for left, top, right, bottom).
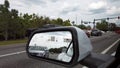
<box><xmin>0</xmin><ymin>39</ymin><xmax>27</xmax><ymax>46</ymax></box>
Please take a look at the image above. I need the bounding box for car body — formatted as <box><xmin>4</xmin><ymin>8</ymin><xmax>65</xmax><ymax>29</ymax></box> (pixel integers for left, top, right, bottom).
<box><xmin>115</xmin><ymin>30</ymin><xmax>120</xmax><ymax>34</ymax></box>
<box><xmin>91</xmin><ymin>29</ymin><xmax>102</xmax><ymax>36</ymax></box>
<box><xmin>29</xmin><ymin>46</ymin><xmax>49</xmax><ymax>58</ymax></box>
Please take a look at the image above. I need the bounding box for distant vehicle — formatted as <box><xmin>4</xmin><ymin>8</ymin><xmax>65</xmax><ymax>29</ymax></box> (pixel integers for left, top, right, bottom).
<box><xmin>91</xmin><ymin>29</ymin><xmax>102</xmax><ymax>36</ymax></box>
<box><xmin>115</xmin><ymin>30</ymin><xmax>120</xmax><ymax>34</ymax></box>
<box><xmin>29</xmin><ymin>46</ymin><xmax>49</xmax><ymax>58</ymax></box>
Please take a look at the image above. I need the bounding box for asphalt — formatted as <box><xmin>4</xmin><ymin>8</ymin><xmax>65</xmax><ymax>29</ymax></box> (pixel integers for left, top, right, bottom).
<box><xmin>0</xmin><ymin>32</ymin><xmax>120</xmax><ymax>68</ymax></box>
<box><xmin>91</xmin><ymin>32</ymin><xmax>120</xmax><ymax>53</ymax></box>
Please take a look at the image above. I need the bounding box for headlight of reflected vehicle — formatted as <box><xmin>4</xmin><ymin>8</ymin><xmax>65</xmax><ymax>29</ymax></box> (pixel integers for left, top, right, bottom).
<box><xmin>26</xmin><ymin>26</ymin><xmax>93</xmax><ymax>67</ymax></box>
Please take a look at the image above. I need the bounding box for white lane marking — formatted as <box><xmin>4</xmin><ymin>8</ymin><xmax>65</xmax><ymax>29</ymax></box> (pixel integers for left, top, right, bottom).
<box><xmin>82</xmin><ymin>38</ymin><xmax>120</xmax><ymax>68</ymax></box>
<box><xmin>101</xmin><ymin>38</ymin><xmax>120</xmax><ymax>54</ymax></box>
<box><xmin>82</xmin><ymin>66</ymin><xmax>88</xmax><ymax>68</ymax></box>
<box><xmin>111</xmin><ymin>52</ymin><xmax>116</xmax><ymax>56</ymax></box>
<box><xmin>0</xmin><ymin>51</ymin><xmax>26</xmax><ymax>58</ymax></box>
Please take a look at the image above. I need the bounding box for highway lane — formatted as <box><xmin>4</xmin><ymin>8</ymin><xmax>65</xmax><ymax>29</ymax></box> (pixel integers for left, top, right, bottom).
<box><xmin>0</xmin><ymin>32</ymin><xmax>120</xmax><ymax>68</ymax></box>
<box><xmin>0</xmin><ymin>43</ymin><xmax>25</xmax><ymax>55</ymax></box>
<box><xmin>91</xmin><ymin>32</ymin><xmax>120</xmax><ymax>53</ymax></box>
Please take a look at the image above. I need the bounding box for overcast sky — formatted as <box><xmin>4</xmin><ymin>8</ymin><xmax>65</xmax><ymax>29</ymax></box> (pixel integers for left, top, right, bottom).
<box><xmin>0</xmin><ymin>0</ymin><xmax>120</xmax><ymax>25</ymax></box>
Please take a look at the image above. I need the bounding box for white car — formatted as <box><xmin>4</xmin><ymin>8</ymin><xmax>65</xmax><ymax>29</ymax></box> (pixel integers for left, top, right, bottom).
<box><xmin>29</xmin><ymin>46</ymin><xmax>49</xmax><ymax>58</ymax></box>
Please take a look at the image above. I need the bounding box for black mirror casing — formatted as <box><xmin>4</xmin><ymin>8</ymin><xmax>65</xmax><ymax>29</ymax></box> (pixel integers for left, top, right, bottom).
<box><xmin>26</xmin><ymin>26</ymin><xmax>79</xmax><ymax>67</ymax></box>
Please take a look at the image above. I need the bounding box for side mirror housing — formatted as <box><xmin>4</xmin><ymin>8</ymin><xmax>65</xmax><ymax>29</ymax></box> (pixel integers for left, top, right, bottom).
<box><xmin>26</xmin><ymin>26</ymin><xmax>93</xmax><ymax>67</ymax></box>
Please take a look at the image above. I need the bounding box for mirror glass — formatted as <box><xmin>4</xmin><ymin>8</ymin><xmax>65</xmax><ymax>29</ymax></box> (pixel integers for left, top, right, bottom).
<box><xmin>28</xmin><ymin>31</ymin><xmax>73</xmax><ymax>62</ymax></box>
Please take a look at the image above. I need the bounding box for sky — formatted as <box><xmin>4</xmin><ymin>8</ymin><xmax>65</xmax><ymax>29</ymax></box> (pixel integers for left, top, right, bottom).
<box><xmin>0</xmin><ymin>0</ymin><xmax>120</xmax><ymax>25</ymax></box>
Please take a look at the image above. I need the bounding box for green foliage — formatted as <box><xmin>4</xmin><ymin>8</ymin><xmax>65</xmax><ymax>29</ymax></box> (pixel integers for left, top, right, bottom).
<box><xmin>49</xmin><ymin>48</ymin><xmax>62</xmax><ymax>53</ymax></box>
<box><xmin>0</xmin><ymin>0</ymin><xmax>72</xmax><ymax>41</ymax></box>
<box><xmin>49</xmin><ymin>47</ymin><xmax>66</xmax><ymax>53</ymax></box>
<box><xmin>76</xmin><ymin>24</ymin><xmax>87</xmax><ymax>29</ymax></box>
<box><xmin>63</xmin><ymin>20</ymin><xmax>71</xmax><ymax>26</ymax></box>
<box><xmin>0</xmin><ymin>39</ymin><xmax>27</xmax><ymax>46</ymax></box>
<box><xmin>86</xmin><ymin>25</ymin><xmax>91</xmax><ymax>30</ymax></box>
<box><xmin>96</xmin><ymin>20</ymin><xmax>108</xmax><ymax>31</ymax></box>
<box><xmin>108</xmin><ymin>23</ymin><xmax>116</xmax><ymax>31</ymax></box>
<box><xmin>0</xmin><ymin>0</ymin><xmax>11</xmax><ymax>40</ymax></box>
<box><xmin>4</xmin><ymin>0</ymin><xmax>9</xmax><ymax>8</ymax></box>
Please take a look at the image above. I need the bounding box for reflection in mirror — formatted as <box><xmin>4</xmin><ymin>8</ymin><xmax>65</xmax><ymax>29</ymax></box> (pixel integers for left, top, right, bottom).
<box><xmin>28</xmin><ymin>31</ymin><xmax>73</xmax><ymax>62</ymax></box>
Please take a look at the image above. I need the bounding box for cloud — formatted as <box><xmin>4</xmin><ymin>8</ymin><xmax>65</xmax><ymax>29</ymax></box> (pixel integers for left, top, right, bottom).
<box><xmin>89</xmin><ymin>1</ymin><xmax>107</xmax><ymax>14</ymax></box>
<box><xmin>7</xmin><ymin>0</ymin><xmax>48</xmax><ymax>14</ymax></box>
<box><xmin>106</xmin><ymin>0</ymin><xmax>120</xmax><ymax>2</ymax></box>
<box><xmin>0</xmin><ymin>0</ymin><xmax>4</xmax><ymax>4</ymax></box>
<box><xmin>49</xmin><ymin>0</ymin><xmax>60</xmax><ymax>2</ymax></box>
<box><xmin>0</xmin><ymin>0</ymin><xmax>120</xmax><ymax>23</ymax></box>
<box><xmin>89</xmin><ymin>8</ymin><xmax>106</xmax><ymax>14</ymax></box>
<box><xmin>59</xmin><ymin>1</ymin><xmax>81</xmax><ymax>15</ymax></box>
<box><xmin>25</xmin><ymin>0</ymin><xmax>46</xmax><ymax>5</ymax></box>
<box><xmin>9</xmin><ymin>0</ymin><xmax>26</xmax><ymax>7</ymax></box>
<box><xmin>60</xmin><ymin>7</ymin><xmax>79</xmax><ymax>15</ymax></box>
<box><xmin>106</xmin><ymin>6</ymin><xmax>120</xmax><ymax>16</ymax></box>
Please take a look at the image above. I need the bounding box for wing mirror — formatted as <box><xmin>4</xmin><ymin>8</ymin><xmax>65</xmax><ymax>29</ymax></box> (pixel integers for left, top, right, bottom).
<box><xmin>26</xmin><ymin>26</ymin><xmax>93</xmax><ymax>67</ymax></box>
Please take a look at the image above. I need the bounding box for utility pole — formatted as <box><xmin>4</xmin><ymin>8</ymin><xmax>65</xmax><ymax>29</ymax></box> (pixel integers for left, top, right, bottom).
<box><xmin>81</xmin><ymin>20</ymin><xmax>83</xmax><ymax>25</ymax></box>
<box><xmin>106</xmin><ymin>18</ymin><xmax>110</xmax><ymax>31</ymax></box>
<box><xmin>93</xmin><ymin>19</ymin><xmax>95</xmax><ymax>29</ymax></box>
<box><xmin>76</xmin><ymin>15</ymin><xmax>77</xmax><ymax>25</ymax></box>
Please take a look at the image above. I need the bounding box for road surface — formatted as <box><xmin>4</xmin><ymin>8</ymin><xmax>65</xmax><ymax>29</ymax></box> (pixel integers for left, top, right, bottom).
<box><xmin>0</xmin><ymin>32</ymin><xmax>120</xmax><ymax>68</ymax></box>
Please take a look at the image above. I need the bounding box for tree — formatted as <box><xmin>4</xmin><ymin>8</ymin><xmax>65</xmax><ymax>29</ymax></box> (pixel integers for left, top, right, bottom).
<box><xmin>108</xmin><ymin>23</ymin><xmax>116</xmax><ymax>31</ymax></box>
<box><xmin>50</xmin><ymin>18</ymin><xmax>71</xmax><ymax>26</ymax></box>
<box><xmin>0</xmin><ymin>0</ymin><xmax>73</xmax><ymax>40</ymax></box>
<box><xmin>0</xmin><ymin>0</ymin><xmax>10</xmax><ymax>40</ymax></box>
<box><xmin>4</xmin><ymin>0</ymin><xmax>9</xmax><ymax>8</ymax></box>
<box><xmin>72</xmin><ymin>21</ymin><xmax>75</xmax><ymax>25</ymax></box>
<box><xmin>96</xmin><ymin>20</ymin><xmax>108</xmax><ymax>31</ymax></box>
<box><xmin>63</xmin><ymin>20</ymin><xmax>71</xmax><ymax>26</ymax></box>
<box><xmin>0</xmin><ymin>5</ymin><xmax>4</xmax><ymax>40</ymax></box>
<box><xmin>77</xmin><ymin>24</ymin><xmax>87</xmax><ymax>29</ymax></box>
<box><xmin>56</xmin><ymin>18</ymin><xmax>63</xmax><ymax>25</ymax></box>
<box><xmin>87</xmin><ymin>25</ymin><xmax>91</xmax><ymax>30</ymax></box>
<box><xmin>9</xmin><ymin>9</ymin><xmax>19</xmax><ymax>39</ymax></box>
<box><xmin>44</xmin><ymin>17</ymin><xmax>50</xmax><ymax>24</ymax></box>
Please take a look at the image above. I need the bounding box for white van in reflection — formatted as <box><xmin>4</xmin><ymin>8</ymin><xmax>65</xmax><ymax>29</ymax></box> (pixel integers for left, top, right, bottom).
<box><xmin>29</xmin><ymin>46</ymin><xmax>49</xmax><ymax>58</ymax></box>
